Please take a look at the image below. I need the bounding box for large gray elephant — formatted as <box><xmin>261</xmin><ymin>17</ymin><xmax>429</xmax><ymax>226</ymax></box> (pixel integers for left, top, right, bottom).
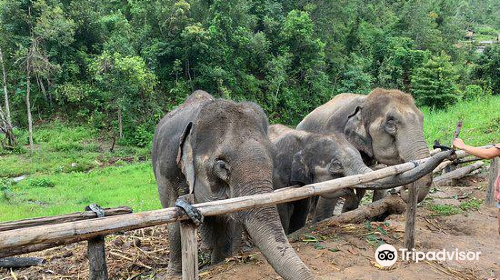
<box><xmin>152</xmin><ymin>91</ymin><xmax>314</xmax><ymax>280</ymax></box>
<box><xmin>297</xmin><ymin>88</ymin><xmax>431</xmax><ymax>221</ymax></box>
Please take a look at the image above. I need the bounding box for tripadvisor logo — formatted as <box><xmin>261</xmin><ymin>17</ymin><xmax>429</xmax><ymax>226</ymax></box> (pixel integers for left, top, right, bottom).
<box><xmin>375</xmin><ymin>244</ymin><xmax>398</xmax><ymax>267</ymax></box>
<box><xmin>375</xmin><ymin>244</ymin><xmax>482</xmax><ymax>267</ymax></box>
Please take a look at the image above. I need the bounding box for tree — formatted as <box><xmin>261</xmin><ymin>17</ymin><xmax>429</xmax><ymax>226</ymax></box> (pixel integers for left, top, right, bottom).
<box><xmin>91</xmin><ymin>52</ymin><xmax>157</xmax><ymax>140</ymax></box>
<box><xmin>411</xmin><ymin>52</ymin><xmax>461</xmax><ymax>108</ymax></box>
<box><xmin>472</xmin><ymin>44</ymin><xmax>500</xmax><ymax>95</ymax></box>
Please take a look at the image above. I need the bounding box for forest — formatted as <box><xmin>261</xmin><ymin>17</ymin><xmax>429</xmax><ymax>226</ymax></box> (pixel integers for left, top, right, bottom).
<box><xmin>0</xmin><ymin>0</ymin><xmax>499</xmax><ymax>151</ymax></box>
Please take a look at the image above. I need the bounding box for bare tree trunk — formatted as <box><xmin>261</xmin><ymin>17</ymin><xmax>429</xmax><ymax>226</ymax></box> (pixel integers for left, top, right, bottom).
<box><xmin>26</xmin><ymin>71</ymin><xmax>34</xmax><ymax>156</ymax></box>
<box><xmin>0</xmin><ymin>47</ymin><xmax>11</xmax><ymax>126</ymax></box>
<box><xmin>118</xmin><ymin>107</ymin><xmax>123</xmax><ymax>139</ymax></box>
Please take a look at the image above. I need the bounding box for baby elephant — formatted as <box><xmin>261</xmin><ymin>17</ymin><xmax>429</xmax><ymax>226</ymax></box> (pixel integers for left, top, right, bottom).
<box><xmin>152</xmin><ymin>91</ymin><xmax>314</xmax><ymax>280</ymax></box>
<box><xmin>269</xmin><ymin>124</ymin><xmax>367</xmax><ymax>233</ymax></box>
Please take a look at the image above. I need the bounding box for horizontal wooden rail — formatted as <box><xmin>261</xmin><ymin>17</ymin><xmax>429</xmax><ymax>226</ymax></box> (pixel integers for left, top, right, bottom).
<box><xmin>0</xmin><ymin>206</ymin><xmax>132</xmax><ymax>232</ymax></box>
<box><xmin>0</xmin><ymin>151</ymin><xmax>453</xmax><ymax>256</ymax></box>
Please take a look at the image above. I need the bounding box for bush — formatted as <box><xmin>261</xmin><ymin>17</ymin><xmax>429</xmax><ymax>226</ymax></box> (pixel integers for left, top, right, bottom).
<box><xmin>463</xmin><ymin>85</ymin><xmax>488</xmax><ymax>100</ymax></box>
<box><xmin>28</xmin><ymin>178</ymin><xmax>56</xmax><ymax>188</ymax></box>
<box><xmin>476</xmin><ymin>26</ymin><xmax>498</xmax><ymax>36</ymax></box>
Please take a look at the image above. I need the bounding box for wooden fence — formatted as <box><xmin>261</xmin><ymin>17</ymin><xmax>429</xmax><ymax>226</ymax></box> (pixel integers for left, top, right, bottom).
<box><xmin>0</xmin><ymin>146</ymin><xmax>496</xmax><ymax>280</ymax></box>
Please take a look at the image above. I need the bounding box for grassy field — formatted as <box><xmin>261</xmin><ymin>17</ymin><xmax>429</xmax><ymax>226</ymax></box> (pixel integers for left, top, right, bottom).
<box><xmin>1</xmin><ymin>96</ymin><xmax>499</xmax><ymax>222</ymax></box>
<box><xmin>422</xmin><ymin>95</ymin><xmax>500</xmax><ymax>147</ymax></box>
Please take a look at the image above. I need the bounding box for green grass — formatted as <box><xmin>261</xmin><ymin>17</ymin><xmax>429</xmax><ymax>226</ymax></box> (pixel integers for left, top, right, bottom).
<box><xmin>427</xmin><ymin>204</ymin><xmax>462</xmax><ymax>216</ymax></box>
<box><xmin>0</xmin><ymin>121</ymin><xmax>151</xmax><ymax>177</ymax></box>
<box><xmin>0</xmin><ymin>163</ymin><xmax>160</xmax><ymax>222</ymax></box>
<box><xmin>422</xmin><ymin>95</ymin><xmax>500</xmax><ymax>147</ymax></box>
<box><xmin>459</xmin><ymin>198</ymin><xmax>482</xmax><ymax>211</ymax></box>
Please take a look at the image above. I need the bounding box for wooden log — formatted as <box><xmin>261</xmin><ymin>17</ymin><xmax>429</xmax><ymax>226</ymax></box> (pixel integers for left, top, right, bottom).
<box><xmin>430</xmin><ymin>148</ymin><xmax>441</xmax><ymax>156</ymax></box>
<box><xmin>433</xmin><ymin>160</ymin><xmax>452</xmax><ymax>174</ymax></box>
<box><xmin>434</xmin><ymin>161</ymin><xmax>484</xmax><ymax>185</ymax></box>
<box><xmin>0</xmin><ymin>206</ymin><xmax>132</xmax><ymax>232</ymax></box>
<box><xmin>326</xmin><ymin>194</ymin><xmax>406</xmax><ymax>225</ymax></box>
<box><xmin>454</xmin><ymin>156</ymin><xmax>482</xmax><ymax>165</ymax></box>
<box><xmin>289</xmin><ymin>194</ymin><xmax>405</xmax><ymax>238</ymax></box>
<box><xmin>0</xmin><ymin>151</ymin><xmax>452</xmax><ymax>256</ymax></box>
<box><xmin>179</xmin><ymin>194</ymin><xmax>199</xmax><ymax>280</ymax></box>
<box><xmin>485</xmin><ymin>158</ymin><xmax>499</xmax><ymax>206</ymax></box>
<box><xmin>88</xmin><ymin>235</ymin><xmax>108</xmax><ymax>280</ymax></box>
<box><xmin>0</xmin><ymin>237</ymin><xmax>84</xmax><ymax>258</ymax></box>
<box><xmin>404</xmin><ymin>184</ymin><xmax>418</xmax><ymax>250</ymax></box>
<box><xmin>0</xmin><ymin>257</ymin><xmax>44</xmax><ymax>268</ymax></box>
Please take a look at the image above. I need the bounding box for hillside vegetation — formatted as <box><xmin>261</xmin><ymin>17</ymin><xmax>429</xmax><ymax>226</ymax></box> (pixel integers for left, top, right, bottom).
<box><xmin>1</xmin><ymin>96</ymin><xmax>498</xmax><ymax>222</ymax></box>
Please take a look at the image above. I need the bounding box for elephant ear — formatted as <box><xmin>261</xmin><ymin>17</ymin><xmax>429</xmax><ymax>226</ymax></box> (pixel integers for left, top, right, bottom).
<box><xmin>290</xmin><ymin>151</ymin><xmax>312</xmax><ymax>186</ymax></box>
<box><xmin>176</xmin><ymin>122</ymin><xmax>196</xmax><ymax>194</ymax></box>
<box><xmin>344</xmin><ymin>106</ymin><xmax>373</xmax><ymax>158</ymax></box>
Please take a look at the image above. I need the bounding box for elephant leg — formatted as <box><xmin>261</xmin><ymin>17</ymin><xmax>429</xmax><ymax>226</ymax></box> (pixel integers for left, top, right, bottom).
<box><xmin>313</xmin><ymin>197</ymin><xmax>338</xmax><ymax>223</ymax></box>
<box><xmin>372</xmin><ymin>189</ymin><xmax>388</xmax><ymax>202</ymax></box>
<box><xmin>288</xmin><ymin>198</ymin><xmax>310</xmax><ymax>233</ymax></box>
<box><xmin>276</xmin><ymin>203</ymin><xmax>292</xmax><ymax>234</ymax></box>
<box><xmin>200</xmin><ymin>216</ymin><xmax>234</xmax><ymax>264</ymax></box>
<box><xmin>341</xmin><ymin>189</ymin><xmax>365</xmax><ymax>213</ymax></box>
<box><xmin>157</xmin><ymin>175</ymin><xmax>183</xmax><ymax>274</ymax></box>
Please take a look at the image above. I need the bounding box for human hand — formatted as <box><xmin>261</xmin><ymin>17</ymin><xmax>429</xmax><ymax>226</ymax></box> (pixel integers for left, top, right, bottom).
<box><xmin>452</xmin><ymin>138</ymin><xmax>466</xmax><ymax>150</ymax></box>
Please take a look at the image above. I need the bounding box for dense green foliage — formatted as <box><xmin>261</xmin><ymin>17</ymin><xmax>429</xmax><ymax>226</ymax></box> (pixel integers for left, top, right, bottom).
<box><xmin>1</xmin><ymin>96</ymin><xmax>498</xmax><ymax>221</ymax></box>
<box><xmin>0</xmin><ymin>0</ymin><xmax>499</xmax><ymax>143</ymax></box>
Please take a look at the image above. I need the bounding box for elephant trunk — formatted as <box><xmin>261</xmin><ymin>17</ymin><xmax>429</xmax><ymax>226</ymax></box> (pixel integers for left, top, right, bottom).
<box><xmin>398</xmin><ymin>128</ymin><xmax>432</xmax><ymax>203</ymax></box>
<box><xmin>231</xmin><ymin>151</ymin><xmax>314</xmax><ymax>280</ymax></box>
<box><xmin>243</xmin><ymin>205</ymin><xmax>314</xmax><ymax>280</ymax></box>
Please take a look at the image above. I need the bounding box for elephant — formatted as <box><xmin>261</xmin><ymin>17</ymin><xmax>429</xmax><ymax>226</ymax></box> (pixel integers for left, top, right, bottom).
<box><xmin>269</xmin><ymin>124</ymin><xmax>365</xmax><ymax>233</ymax></box>
<box><xmin>269</xmin><ymin>123</ymin><xmax>450</xmax><ymax>232</ymax></box>
<box><xmin>297</xmin><ymin>88</ymin><xmax>432</xmax><ymax>221</ymax></box>
<box><xmin>152</xmin><ymin>90</ymin><xmax>314</xmax><ymax>280</ymax></box>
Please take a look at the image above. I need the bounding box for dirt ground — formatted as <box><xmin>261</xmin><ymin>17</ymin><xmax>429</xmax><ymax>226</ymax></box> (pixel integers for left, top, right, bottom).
<box><xmin>1</xmin><ymin>174</ymin><xmax>499</xmax><ymax>280</ymax></box>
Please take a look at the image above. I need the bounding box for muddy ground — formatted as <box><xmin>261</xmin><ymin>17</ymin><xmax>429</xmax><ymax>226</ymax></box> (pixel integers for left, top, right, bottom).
<box><xmin>1</xmin><ymin>174</ymin><xmax>499</xmax><ymax>280</ymax></box>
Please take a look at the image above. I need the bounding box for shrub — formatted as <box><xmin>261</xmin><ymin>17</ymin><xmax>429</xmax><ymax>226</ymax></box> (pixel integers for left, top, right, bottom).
<box><xmin>463</xmin><ymin>85</ymin><xmax>488</xmax><ymax>100</ymax></box>
<box><xmin>28</xmin><ymin>178</ymin><xmax>56</xmax><ymax>188</ymax></box>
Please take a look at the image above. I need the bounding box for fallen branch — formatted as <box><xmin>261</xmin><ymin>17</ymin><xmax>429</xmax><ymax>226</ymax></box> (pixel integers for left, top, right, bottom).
<box><xmin>0</xmin><ymin>257</ymin><xmax>45</xmax><ymax>268</ymax></box>
<box><xmin>434</xmin><ymin>161</ymin><xmax>484</xmax><ymax>185</ymax></box>
<box><xmin>290</xmin><ymin>194</ymin><xmax>406</xmax><ymax>238</ymax></box>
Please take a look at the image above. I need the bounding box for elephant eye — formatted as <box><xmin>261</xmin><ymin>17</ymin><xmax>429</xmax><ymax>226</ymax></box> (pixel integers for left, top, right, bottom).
<box><xmin>385</xmin><ymin>119</ymin><xmax>397</xmax><ymax>134</ymax></box>
<box><xmin>328</xmin><ymin>159</ymin><xmax>343</xmax><ymax>174</ymax></box>
<box><xmin>214</xmin><ymin>159</ymin><xmax>231</xmax><ymax>181</ymax></box>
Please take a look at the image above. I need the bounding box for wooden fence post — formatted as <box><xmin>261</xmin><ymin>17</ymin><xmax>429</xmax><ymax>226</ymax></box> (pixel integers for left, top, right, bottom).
<box><xmin>179</xmin><ymin>194</ymin><xmax>199</xmax><ymax>280</ymax></box>
<box><xmin>485</xmin><ymin>158</ymin><xmax>499</xmax><ymax>206</ymax></box>
<box><xmin>404</xmin><ymin>184</ymin><xmax>417</xmax><ymax>250</ymax></box>
<box><xmin>88</xmin><ymin>235</ymin><xmax>108</xmax><ymax>280</ymax></box>
<box><xmin>86</xmin><ymin>205</ymin><xmax>108</xmax><ymax>280</ymax></box>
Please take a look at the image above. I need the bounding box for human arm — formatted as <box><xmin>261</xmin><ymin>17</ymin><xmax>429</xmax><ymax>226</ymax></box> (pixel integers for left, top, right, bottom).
<box><xmin>453</xmin><ymin>138</ymin><xmax>500</xmax><ymax>159</ymax></box>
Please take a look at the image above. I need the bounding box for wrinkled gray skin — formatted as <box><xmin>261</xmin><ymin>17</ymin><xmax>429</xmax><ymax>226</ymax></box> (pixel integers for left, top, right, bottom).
<box><xmin>152</xmin><ymin>91</ymin><xmax>314</xmax><ymax>280</ymax></box>
<box><xmin>269</xmin><ymin>125</ymin><xmax>366</xmax><ymax>233</ymax></box>
<box><xmin>297</xmin><ymin>88</ymin><xmax>431</xmax><ymax>221</ymax></box>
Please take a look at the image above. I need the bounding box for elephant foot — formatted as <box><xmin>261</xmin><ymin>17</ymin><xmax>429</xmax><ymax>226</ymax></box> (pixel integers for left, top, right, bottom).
<box><xmin>167</xmin><ymin>262</ymin><xmax>182</xmax><ymax>276</ymax></box>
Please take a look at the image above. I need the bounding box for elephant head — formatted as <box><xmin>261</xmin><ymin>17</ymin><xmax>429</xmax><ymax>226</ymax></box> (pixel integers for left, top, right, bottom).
<box><xmin>177</xmin><ymin>101</ymin><xmax>314</xmax><ymax>280</ymax></box>
<box><xmin>343</xmin><ymin>88</ymin><xmax>431</xmax><ymax>202</ymax></box>
<box><xmin>289</xmin><ymin>134</ymin><xmax>358</xmax><ymax>195</ymax></box>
